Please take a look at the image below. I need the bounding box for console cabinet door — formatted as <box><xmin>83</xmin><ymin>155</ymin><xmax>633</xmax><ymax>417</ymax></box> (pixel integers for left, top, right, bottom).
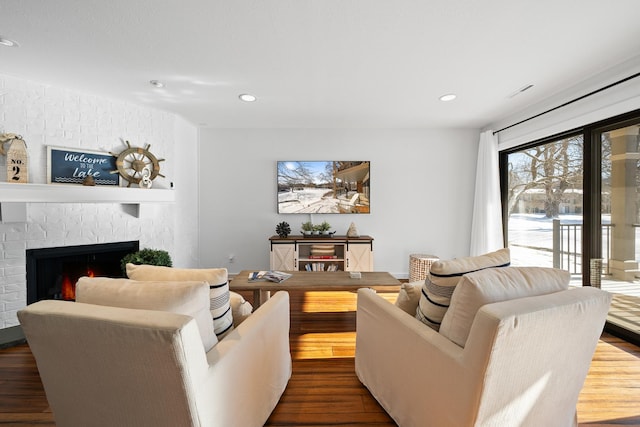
<box><xmin>270</xmin><ymin>243</ymin><xmax>296</xmax><ymax>271</ymax></box>
<box><xmin>346</xmin><ymin>242</ymin><xmax>373</xmax><ymax>271</ymax></box>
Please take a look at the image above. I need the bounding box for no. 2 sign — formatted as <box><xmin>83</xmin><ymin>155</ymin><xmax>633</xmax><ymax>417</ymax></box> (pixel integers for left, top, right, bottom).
<box><xmin>6</xmin><ymin>138</ymin><xmax>28</xmax><ymax>183</ymax></box>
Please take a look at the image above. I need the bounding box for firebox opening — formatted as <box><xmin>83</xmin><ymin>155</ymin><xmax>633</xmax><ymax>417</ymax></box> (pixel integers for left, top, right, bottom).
<box><xmin>26</xmin><ymin>241</ymin><xmax>139</xmax><ymax>304</ymax></box>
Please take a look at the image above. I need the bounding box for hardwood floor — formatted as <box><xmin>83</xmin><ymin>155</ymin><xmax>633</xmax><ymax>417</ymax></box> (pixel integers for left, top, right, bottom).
<box><xmin>1</xmin><ymin>290</ymin><xmax>639</xmax><ymax>426</ymax></box>
<box><xmin>265</xmin><ymin>291</ymin><xmax>396</xmax><ymax>426</ymax></box>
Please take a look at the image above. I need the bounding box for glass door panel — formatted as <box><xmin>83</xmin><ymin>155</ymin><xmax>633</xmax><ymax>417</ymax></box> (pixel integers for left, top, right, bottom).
<box><xmin>505</xmin><ymin>135</ymin><xmax>584</xmax><ymax>285</ymax></box>
<box><xmin>599</xmin><ymin>123</ymin><xmax>640</xmax><ymax>336</ymax></box>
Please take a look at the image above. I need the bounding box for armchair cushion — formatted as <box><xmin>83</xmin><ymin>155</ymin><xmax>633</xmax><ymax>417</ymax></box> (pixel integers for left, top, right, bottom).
<box><xmin>416</xmin><ymin>248</ymin><xmax>510</xmax><ymax>330</ymax></box>
<box><xmin>126</xmin><ymin>264</ymin><xmax>235</xmax><ymax>339</ymax></box>
<box><xmin>440</xmin><ymin>266</ymin><xmax>570</xmax><ymax>347</ymax></box>
<box><xmin>75</xmin><ymin>276</ymin><xmax>217</xmax><ymax>351</ymax></box>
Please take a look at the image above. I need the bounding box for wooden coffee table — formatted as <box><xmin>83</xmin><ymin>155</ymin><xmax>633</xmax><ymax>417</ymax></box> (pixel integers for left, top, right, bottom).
<box><xmin>231</xmin><ymin>270</ymin><xmax>401</xmax><ymax>307</ymax></box>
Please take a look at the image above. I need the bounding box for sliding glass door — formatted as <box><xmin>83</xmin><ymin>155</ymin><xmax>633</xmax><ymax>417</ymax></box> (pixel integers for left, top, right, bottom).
<box><xmin>500</xmin><ymin>110</ymin><xmax>640</xmax><ymax>344</ymax></box>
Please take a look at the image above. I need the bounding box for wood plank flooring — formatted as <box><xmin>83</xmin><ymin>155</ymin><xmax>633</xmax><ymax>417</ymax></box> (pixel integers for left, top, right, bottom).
<box><xmin>0</xmin><ymin>290</ymin><xmax>639</xmax><ymax>426</ymax></box>
<box><xmin>265</xmin><ymin>291</ymin><xmax>397</xmax><ymax>426</ymax></box>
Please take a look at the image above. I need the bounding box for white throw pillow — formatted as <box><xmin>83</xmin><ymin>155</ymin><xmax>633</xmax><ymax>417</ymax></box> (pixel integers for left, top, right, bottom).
<box><xmin>439</xmin><ymin>266</ymin><xmax>570</xmax><ymax>347</ymax></box>
<box><xmin>394</xmin><ymin>281</ymin><xmax>423</xmax><ymax>315</ymax></box>
<box><xmin>229</xmin><ymin>291</ymin><xmax>253</xmax><ymax>326</ymax></box>
<box><xmin>75</xmin><ymin>276</ymin><xmax>217</xmax><ymax>351</ymax></box>
<box><xmin>416</xmin><ymin>248</ymin><xmax>510</xmax><ymax>330</ymax></box>
<box><xmin>126</xmin><ymin>264</ymin><xmax>234</xmax><ymax>339</ymax></box>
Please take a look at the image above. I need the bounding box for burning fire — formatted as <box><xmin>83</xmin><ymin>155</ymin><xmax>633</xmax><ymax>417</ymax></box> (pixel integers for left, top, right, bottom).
<box><xmin>61</xmin><ymin>269</ymin><xmax>95</xmax><ymax>301</ymax></box>
<box><xmin>61</xmin><ymin>276</ymin><xmax>75</xmax><ymax>301</ymax></box>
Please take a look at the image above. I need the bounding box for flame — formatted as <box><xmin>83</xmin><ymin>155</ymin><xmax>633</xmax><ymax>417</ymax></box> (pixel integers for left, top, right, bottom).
<box><xmin>61</xmin><ymin>276</ymin><xmax>75</xmax><ymax>301</ymax></box>
<box><xmin>61</xmin><ymin>269</ymin><xmax>94</xmax><ymax>301</ymax></box>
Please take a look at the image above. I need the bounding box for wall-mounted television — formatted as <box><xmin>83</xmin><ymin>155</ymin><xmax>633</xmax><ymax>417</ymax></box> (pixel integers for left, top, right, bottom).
<box><xmin>277</xmin><ymin>161</ymin><xmax>370</xmax><ymax>214</ymax></box>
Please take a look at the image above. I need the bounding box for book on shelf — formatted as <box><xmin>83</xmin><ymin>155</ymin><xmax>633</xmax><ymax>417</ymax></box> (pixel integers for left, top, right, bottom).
<box><xmin>304</xmin><ymin>263</ymin><xmax>340</xmax><ymax>272</ymax></box>
<box><xmin>248</xmin><ymin>270</ymin><xmax>293</xmax><ymax>283</ymax></box>
<box><xmin>308</xmin><ymin>255</ymin><xmax>338</xmax><ymax>259</ymax></box>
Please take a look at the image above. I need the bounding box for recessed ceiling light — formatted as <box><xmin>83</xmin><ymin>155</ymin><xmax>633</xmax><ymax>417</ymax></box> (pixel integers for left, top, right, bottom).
<box><xmin>149</xmin><ymin>80</ymin><xmax>165</xmax><ymax>88</ymax></box>
<box><xmin>0</xmin><ymin>37</ymin><xmax>19</xmax><ymax>47</ymax></box>
<box><xmin>439</xmin><ymin>93</ymin><xmax>457</xmax><ymax>102</ymax></box>
<box><xmin>239</xmin><ymin>93</ymin><xmax>257</xmax><ymax>102</ymax></box>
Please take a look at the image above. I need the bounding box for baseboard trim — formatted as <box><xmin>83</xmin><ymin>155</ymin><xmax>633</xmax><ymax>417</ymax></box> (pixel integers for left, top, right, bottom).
<box><xmin>0</xmin><ymin>325</ymin><xmax>26</xmax><ymax>349</ymax></box>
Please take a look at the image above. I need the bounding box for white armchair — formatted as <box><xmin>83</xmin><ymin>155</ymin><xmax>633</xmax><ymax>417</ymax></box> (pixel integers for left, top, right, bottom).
<box><xmin>355</xmin><ymin>267</ymin><xmax>611</xmax><ymax>427</ymax></box>
<box><xmin>18</xmin><ymin>280</ymin><xmax>291</xmax><ymax>427</ymax></box>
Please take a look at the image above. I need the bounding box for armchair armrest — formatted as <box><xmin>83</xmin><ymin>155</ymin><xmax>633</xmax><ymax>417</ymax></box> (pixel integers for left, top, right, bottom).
<box><xmin>198</xmin><ymin>291</ymin><xmax>292</xmax><ymax>427</ymax></box>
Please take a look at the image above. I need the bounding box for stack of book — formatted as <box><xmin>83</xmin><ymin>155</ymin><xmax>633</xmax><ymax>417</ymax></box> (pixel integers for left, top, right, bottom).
<box><xmin>306</xmin><ymin>244</ymin><xmax>340</xmax><ymax>271</ymax></box>
<box><xmin>304</xmin><ymin>262</ymin><xmax>339</xmax><ymax>271</ymax></box>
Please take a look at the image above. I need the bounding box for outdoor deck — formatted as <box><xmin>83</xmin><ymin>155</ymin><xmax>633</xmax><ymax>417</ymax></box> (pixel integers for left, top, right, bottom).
<box><xmin>599</xmin><ymin>279</ymin><xmax>640</xmax><ymax>337</ymax></box>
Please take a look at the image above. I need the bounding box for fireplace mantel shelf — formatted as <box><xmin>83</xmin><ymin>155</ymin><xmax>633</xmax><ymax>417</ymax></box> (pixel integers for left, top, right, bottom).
<box><xmin>0</xmin><ymin>182</ymin><xmax>175</xmax><ymax>221</ymax></box>
<box><xmin>0</xmin><ymin>182</ymin><xmax>175</xmax><ymax>203</ymax></box>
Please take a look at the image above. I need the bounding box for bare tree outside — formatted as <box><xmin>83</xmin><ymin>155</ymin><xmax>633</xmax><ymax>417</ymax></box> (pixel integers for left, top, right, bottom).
<box><xmin>507</xmin><ymin>136</ymin><xmax>584</xmax><ymax>218</ymax></box>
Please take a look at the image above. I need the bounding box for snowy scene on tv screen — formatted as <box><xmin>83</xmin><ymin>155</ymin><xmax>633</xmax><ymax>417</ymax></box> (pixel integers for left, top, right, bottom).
<box><xmin>277</xmin><ymin>161</ymin><xmax>370</xmax><ymax>214</ymax></box>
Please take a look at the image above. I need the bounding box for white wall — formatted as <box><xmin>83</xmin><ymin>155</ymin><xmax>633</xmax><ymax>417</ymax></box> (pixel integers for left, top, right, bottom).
<box><xmin>198</xmin><ymin>128</ymin><xmax>479</xmax><ymax>278</ymax></box>
<box><xmin>173</xmin><ymin>117</ymin><xmax>200</xmax><ymax>268</ymax></box>
<box><xmin>0</xmin><ymin>74</ymin><xmax>199</xmax><ymax>330</ymax></box>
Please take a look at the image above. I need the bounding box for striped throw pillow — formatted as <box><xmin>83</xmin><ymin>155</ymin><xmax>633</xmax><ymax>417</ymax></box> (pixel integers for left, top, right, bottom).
<box><xmin>415</xmin><ymin>248</ymin><xmax>510</xmax><ymax>330</ymax></box>
<box><xmin>208</xmin><ymin>275</ymin><xmax>234</xmax><ymax>339</ymax></box>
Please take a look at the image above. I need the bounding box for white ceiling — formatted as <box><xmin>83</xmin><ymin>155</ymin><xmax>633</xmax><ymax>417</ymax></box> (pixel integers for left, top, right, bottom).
<box><xmin>1</xmin><ymin>0</ymin><xmax>639</xmax><ymax>129</ymax></box>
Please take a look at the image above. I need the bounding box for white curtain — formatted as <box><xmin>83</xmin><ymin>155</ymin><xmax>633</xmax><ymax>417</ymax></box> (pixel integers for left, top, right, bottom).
<box><xmin>470</xmin><ymin>130</ymin><xmax>504</xmax><ymax>256</ymax></box>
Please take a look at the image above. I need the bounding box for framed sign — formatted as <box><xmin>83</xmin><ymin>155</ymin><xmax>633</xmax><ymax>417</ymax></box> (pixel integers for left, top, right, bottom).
<box><xmin>47</xmin><ymin>146</ymin><xmax>119</xmax><ymax>185</ymax></box>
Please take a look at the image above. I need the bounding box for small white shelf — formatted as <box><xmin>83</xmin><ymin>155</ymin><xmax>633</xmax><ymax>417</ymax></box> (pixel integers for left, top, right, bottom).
<box><xmin>0</xmin><ymin>182</ymin><xmax>175</xmax><ymax>203</ymax></box>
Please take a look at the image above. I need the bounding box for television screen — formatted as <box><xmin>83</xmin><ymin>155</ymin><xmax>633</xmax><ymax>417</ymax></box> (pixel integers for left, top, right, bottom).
<box><xmin>277</xmin><ymin>161</ymin><xmax>370</xmax><ymax>214</ymax></box>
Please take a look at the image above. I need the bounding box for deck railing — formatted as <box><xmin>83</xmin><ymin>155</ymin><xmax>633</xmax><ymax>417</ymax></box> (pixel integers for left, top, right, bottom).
<box><xmin>552</xmin><ymin>220</ymin><xmax>614</xmax><ymax>275</ymax></box>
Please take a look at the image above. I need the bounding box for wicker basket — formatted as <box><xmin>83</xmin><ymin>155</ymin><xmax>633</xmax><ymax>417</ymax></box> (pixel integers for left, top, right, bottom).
<box><xmin>409</xmin><ymin>254</ymin><xmax>439</xmax><ymax>282</ymax></box>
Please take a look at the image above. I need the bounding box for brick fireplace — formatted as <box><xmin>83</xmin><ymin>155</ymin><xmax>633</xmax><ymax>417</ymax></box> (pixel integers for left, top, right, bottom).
<box><xmin>0</xmin><ymin>73</ymin><xmax>198</xmax><ymax>345</ymax></box>
<box><xmin>26</xmin><ymin>241</ymin><xmax>139</xmax><ymax>304</ymax></box>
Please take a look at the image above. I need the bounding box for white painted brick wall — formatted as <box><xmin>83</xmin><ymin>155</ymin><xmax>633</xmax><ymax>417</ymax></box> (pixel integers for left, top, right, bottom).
<box><xmin>0</xmin><ymin>74</ymin><xmax>189</xmax><ymax>329</ymax></box>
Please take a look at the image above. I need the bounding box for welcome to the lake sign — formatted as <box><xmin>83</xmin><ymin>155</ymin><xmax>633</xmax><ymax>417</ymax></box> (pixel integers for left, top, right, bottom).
<box><xmin>47</xmin><ymin>146</ymin><xmax>119</xmax><ymax>185</ymax></box>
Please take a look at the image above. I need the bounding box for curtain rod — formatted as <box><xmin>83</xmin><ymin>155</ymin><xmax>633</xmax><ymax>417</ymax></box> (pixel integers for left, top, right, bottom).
<box><xmin>493</xmin><ymin>71</ymin><xmax>640</xmax><ymax>135</ymax></box>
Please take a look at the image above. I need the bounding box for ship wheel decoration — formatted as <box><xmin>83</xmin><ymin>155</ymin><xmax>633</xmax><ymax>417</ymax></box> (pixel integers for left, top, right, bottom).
<box><xmin>110</xmin><ymin>140</ymin><xmax>165</xmax><ymax>187</ymax></box>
